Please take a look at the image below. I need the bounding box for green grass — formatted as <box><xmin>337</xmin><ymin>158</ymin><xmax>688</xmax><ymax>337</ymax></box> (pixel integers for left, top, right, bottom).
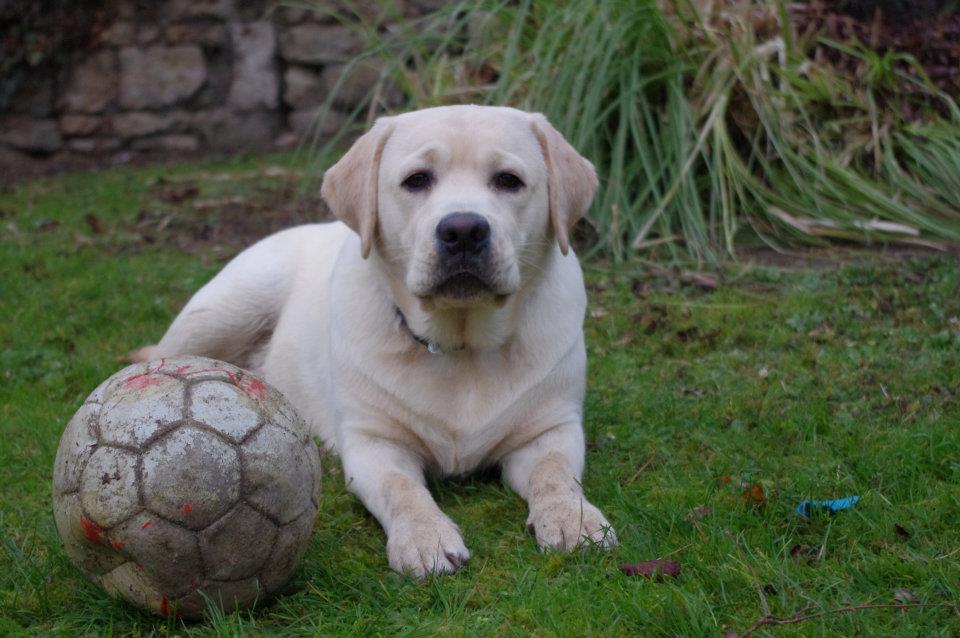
<box><xmin>2</xmin><ymin>159</ymin><xmax>959</xmax><ymax>636</ymax></box>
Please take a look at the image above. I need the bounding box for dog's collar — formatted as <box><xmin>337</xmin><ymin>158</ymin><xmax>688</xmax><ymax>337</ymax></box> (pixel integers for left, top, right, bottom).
<box><xmin>395</xmin><ymin>307</ymin><xmax>463</xmax><ymax>354</ymax></box>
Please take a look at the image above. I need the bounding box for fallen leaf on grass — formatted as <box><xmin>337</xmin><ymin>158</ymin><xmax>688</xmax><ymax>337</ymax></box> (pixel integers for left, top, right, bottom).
<box><xmin>743</xmin><ymin>482</ymin><xmax>767</xmax><ymax>508</ymax></box>
<box><xmin>719</xmin><ymin>475</ymin><xmax>751</xmax><ymax>489</ymax></box>
<box><xmin>619</xmin><ymin>559</ymin><xmax>681</xmax><ymax>580</ymax></box>
<box><xmin>796</xmin><ymin>495</ymin><xmax>860</xmax><ymax>516</ymax></box>
<box><xmin>680</xmin><ymin>270</ymin><xmax>719</xmax><ymax>290</ymax></box>
<box><xmin>789</xmin><ymin>543</ymin><xmax>818</xmax><ymax>563</ymax></box>
<box><xmin>156</xmin><ymin>183</ymin><xmax>199</xmax><ymax>203</ymax></box>
<box><xmin>84</xmin><ymin>213</ymin><xmax>103</xmax><ymax>234</ymax></box>
<box><xmin>893</xmin><ymin>588</ymin><xmax>919</xmax><ymax>604</ymax></box>
<box><xmin>632</xmin><ymin>312</ymin><xmax>660</xmax><ymax>334</ymax></box>
<box><xmin>894</xmin><ymin>523</ymin><xmax>912</xmax><ymax>539</ymax></box>
<box><xmin>34</xmin><ymin>218</ymin><xmax>59</xmax><ymax>232</ymax></box>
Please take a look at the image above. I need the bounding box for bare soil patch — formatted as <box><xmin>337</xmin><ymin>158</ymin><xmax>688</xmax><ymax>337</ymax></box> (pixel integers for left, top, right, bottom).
<box><xmin>128</xmin><ymin>167</ymin><xmax>330</xmax><ymax>258</ymax></box>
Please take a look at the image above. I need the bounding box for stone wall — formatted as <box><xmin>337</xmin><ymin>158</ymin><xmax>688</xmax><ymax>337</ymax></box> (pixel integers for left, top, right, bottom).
<box><xmin>0</xmin><ymin>1</ymin><xmax>441</xmax><ymax>173</ymax></box>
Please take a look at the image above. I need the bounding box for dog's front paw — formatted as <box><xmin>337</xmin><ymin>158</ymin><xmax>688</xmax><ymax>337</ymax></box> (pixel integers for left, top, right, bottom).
<box><xmin>527</xmin><ymin>497</ymin><xmax>617</xmax><ymax>551</ymax></box>
<box><xmin>386</xmin><ymin>512</ymin><xmax>470</xmax><ymax>578</ymax></box>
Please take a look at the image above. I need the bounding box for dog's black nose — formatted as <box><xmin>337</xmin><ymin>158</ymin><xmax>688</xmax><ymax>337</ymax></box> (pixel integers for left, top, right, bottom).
<box><xmin>436</xmin><ymin>212</ymin><xmax>490</xmax><ymax>255</ymax></box>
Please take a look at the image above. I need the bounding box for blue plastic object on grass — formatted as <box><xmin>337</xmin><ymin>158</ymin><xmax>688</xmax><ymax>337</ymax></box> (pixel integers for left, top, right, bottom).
<box><xmin>796</xmin><ymin>495</ymin><xmax>860</xmax><ymax>516</ymax></box>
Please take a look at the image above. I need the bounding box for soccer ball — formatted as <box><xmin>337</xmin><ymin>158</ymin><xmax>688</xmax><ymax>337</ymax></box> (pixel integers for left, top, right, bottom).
<box><xmin>52</xmin><ymin>356</ymin><xmax>321</xmax><ymax>619</ymax></box>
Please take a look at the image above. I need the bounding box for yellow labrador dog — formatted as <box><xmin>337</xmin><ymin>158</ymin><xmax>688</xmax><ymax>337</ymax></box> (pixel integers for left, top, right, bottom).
<box><xmin>137</xmin><ymin>105</ymin><xmax>616</xmax><ymax>576</ymax></box>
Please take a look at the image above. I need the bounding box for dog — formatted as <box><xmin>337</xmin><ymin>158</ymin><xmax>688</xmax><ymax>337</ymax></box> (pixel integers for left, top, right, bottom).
<box><xmin>135</xmin><ymin>105</ymin><xmax>617</xmax><ymax>576</ymax></box>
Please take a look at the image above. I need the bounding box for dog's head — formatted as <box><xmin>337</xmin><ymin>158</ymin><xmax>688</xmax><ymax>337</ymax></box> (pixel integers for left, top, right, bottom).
<box><xmin>321</xmin><ymin>105</ymin><xmax>597</xmax><ymax>308</ymax></box>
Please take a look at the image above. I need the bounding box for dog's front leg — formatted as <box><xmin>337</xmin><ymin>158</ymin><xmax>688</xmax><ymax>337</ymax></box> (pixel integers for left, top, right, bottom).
<box><xmin>339</xmin><ymin>430</ymin><xmax>470</xmax><ymax>577</ymax></box>
<box><xmin>502</xmin><ymin>422</ymin><xmax>617</xmax><ymax>551</ymax></box>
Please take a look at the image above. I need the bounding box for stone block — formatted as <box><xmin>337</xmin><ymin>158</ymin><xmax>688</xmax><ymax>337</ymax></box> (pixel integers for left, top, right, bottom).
<box><xmin>67</xmin><ymin>137</ymin><xmax>122</xmax><ymax>153</ymax></box>
<box><xmin>194</xmin><ymin>109</ymin><xmax>279</xmax><ymax>150</ymax></box>
<box><xmin>236</xmin><ymin>0</ymin><xmax>269</xmax><ymax>21</ymax></box>
<box><xmin>288</xmin><ymin>107</ymin><xmax>348</xmax><ymax>138</ymax></box>
<box><xmin>0</xmin><ymin>116</ymin><xmax>62</xmax><ymax>153</ymax></box>
<box><xmin>111</xmin><ymin>111</ymin><xmax>187</xmax><ymax>138</ymax></box>
<box><xmin>283</xmin><ymin>66</ymin><xmax>324</xmax><ymax>109</ymax></box>
<box><xmin>119</xmin><ymin>46</ymin><xmax>207</xmax><ymax>109</ymax></box>
<box><xmin>131</xmin><ymin>134</ymin><xmax>200</xmax><ymax>152</ymax></box>
<box><xmin>61</xmin><ymin>49</ymin><xmax>118</xmax><ymax>114</ymax></box>
<box><xmin>165</xmin><ymin>21</ymin><xmax>229</xmax><ymax>47</ymax></box>
<box><xmin>60</xmin><ymin>115</ymin><xmax>102</xmax><ymax>136</ymax></box>
<box><xmin>99</xmin><ymin>21</ymin><xmax>136</xmax><ymax>46</ymax></box>
<box><xmin>278</xmin><ymin>24</ymin><xmax>360</xmax><ymax>64</ymax></box>
<box><xmin>323</xmin><ymin>60</ymin><xmax>402</xmax><ymax>110</ymax></box>
<box><xmin>7</xmin><ymin>74</ymin><xmax>54</xmax><ymax>117</ymax></box>
<box><xmin>137</xmin><ymin>25</ymin><xmax>161</xmax><ymax>45</ymax></box>
<box><xmin>165</xmin><ymin>0</ymin><xmax>234</xmax><ymax>20</ymax></box>
<box><xmin>228</xmin><ymin>22</ymin><xmax>278</xmax><ymax>111</ymax></box>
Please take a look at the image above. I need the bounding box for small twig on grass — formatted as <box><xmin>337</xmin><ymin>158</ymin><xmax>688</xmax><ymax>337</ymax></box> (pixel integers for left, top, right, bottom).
<box><xmin>734</xmin><ymin>602</ymin><xmax>953</xmax><ymax>638</ymax></box>
<box><xmin>746</xmin><ymin>564</ymin><xmax>770</xmax><ymax>617</ymax></box>
<box><xmin>625</xmin><ymin>454</ymin><xmax>657</xmax><ymax>484</ymax></box>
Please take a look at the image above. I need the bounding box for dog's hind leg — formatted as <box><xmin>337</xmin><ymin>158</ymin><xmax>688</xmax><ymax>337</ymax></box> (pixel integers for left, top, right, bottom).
<box><xmin>138</xmin><ymin>228</ymin><xmax>304</xmax><ymax>369</ymax></box>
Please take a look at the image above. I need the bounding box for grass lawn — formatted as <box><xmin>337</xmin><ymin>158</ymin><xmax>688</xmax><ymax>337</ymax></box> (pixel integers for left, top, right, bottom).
<box><xmin>1</xmin><ymin>157</ymin><xmax>958</xmax><ymax>637</ymax></box>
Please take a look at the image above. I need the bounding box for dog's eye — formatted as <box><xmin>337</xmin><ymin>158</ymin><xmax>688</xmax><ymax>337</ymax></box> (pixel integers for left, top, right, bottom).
<box><xmin>402</xmin><ymin>171</ymin><xmax>433</xmax><ymax>192</ymax></box>
<box><xmin>492</xmin><ymin>172</ymin><xmax>524</xmax><ymax>191</ymax></box>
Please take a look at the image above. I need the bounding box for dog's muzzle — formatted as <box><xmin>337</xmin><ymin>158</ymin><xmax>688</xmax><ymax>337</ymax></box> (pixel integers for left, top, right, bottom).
<box><xmin>431</xmin><ymin>212</ymin><xmax>496</xmax><ymax>299</ymax></box>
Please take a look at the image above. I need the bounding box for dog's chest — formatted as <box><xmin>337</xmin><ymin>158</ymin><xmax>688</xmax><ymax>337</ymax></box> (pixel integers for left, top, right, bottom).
<box><xmin>374</xmin><ymin>350</ymin><xmax>557</xmax><ymax>472</ymax></box>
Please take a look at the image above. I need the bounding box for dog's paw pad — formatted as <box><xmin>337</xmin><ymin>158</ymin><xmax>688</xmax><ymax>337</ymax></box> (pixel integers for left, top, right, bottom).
<box><xmin>527</xmin><ymin>498</ymin><xmax>617</xmax><ymax>551</ymax></box>
<box><xmin>387</xmin><ymin>514</ymin><xmax>470</xmax><ymax>578</ymax></box>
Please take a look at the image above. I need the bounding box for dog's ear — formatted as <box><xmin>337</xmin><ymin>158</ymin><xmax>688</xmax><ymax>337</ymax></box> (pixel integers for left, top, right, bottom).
<box><xmin>530</xmin><ymin>114</ymin><xmax>598</xmax><ymax>255</ymax></box>
<box><xmin>321</xmin><ymin>119</ymin><xmax>395</xmax><ymax>258</ymax></box>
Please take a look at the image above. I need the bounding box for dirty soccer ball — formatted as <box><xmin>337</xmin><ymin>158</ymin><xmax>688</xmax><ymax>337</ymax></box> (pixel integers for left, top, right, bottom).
<box><xmin>52</xmin><ymin>356</ymin><xmax>321</xmax><ymax>619</ymax></box>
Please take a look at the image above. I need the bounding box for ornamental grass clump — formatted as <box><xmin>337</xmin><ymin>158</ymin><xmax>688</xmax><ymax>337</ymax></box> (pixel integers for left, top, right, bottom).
<box><xmin>297</xmin><ymin>0</ymin><xmax>960</xmax><ymax>263</ymax></box>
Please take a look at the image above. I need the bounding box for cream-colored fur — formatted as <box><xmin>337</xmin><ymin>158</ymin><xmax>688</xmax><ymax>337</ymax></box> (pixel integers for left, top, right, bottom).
<box><xmin>142</xmin><ymin>105</ymin><xmax>616</xmax><ymax>577</ymax></box>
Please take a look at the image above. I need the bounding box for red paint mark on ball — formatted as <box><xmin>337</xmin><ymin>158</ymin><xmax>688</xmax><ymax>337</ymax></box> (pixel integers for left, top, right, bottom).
<box><xmin>141</xmin><ymin>519</ymin><xmax>153</xmax><ymax>529</ymax></box>
<box><xmin>240</xmin><ymin>377</ymin><xmax>268</xmax><ymax>400</ymax></box>
<box><xmin>79</xmin><ymin>516</ymin><xmax>103</xmax><ymax>545</ymax></box>
<box><xmin>122</xmin><ymin>374</ymin><xmax>164</xmax><ymax>390</ymax></box>
<box><xmin>110</xmin><ymin>539</ymin><xmax>124</xmax><ymax>550</ymax></box>
<box><xmin>123</xmin><ymin>359</ymin><xmax>168</xmax><ymax>390</ymax></box>
<box><xmin>183</xmin><ymin>503</ymin><xmax>193</xmax><ymax>513</ymax></box>
<box><xmin>174</xmin><ymin>364</ymin><xmax>191</xmax><ymax>375</ymax></box>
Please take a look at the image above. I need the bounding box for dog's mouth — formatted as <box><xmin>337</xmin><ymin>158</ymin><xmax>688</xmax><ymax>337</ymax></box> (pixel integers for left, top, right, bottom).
<box><xmin>433</xmin><ymin>272</ymin><xmax>493</xmax><ymax>300</ymax></box>
<box><xmin>409</xmin><ymin>252</ymin><xmax>517</xmax><ymax>309</ymax></box>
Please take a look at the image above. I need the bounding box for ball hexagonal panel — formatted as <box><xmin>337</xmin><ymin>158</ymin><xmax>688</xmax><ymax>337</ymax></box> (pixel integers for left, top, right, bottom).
<box><xmin>53</xmin><ymin>402</ymin><xmax>100</xmax><ymax>496</ymax></box>
<box><xmin>262</xmin><ymin>390</ymin><xmax>309</xmax><ymax>443</ymax></box>
<box><xmin>189</xmin><ymin>380</ymin><xmax>262</xmax><ymax>443</ymax></box>
<box><xmin>99</xmin><ymin>371</ymin><xmax>185</xmax><ymax>449</ymax></box>
<box><xmin>79</xmin><ymin>446</ymin><xmax>141</xmax><ymax>528</ymax></box>
<box><xmin>173</xmin><ymin>576</ymin><xmax>262</xmax><ymax>618</ymax></box>
<box><xmin>53</xmin><ymin>492</ymin><xmax>127</xmax><ymax>576</ymax></box>
<box><xmin>199</xmin><ymin>503</ymin><xmax>277</xmax><ymax>581</ymax></box>
<box><xmin>242</xmin><ymin>424</ymin><xmax>314</xmax><ymax>524</ymax></box>
<box><xmin>98</xmin><ymin>562</ymin><xmax>164</xmax><ymax>616</ymax></box>
<box><xmin>84</xmin><ymin>369</ymin><xmax>119</xmax><ymax>405</ymax></box>
<box><xmin>142</xmin><ymin>425</ymin><xmax>241</xmax><ymax>530</ymax></box>
<box><xmin>260</xmin><ymin>507</ymin><xmax>317</xmax><ymax>592</ymax></box>
<box><xmin>112</xmin><ymin>512</ymin><xmax>203</xmax><ymax>598</ymax></box>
